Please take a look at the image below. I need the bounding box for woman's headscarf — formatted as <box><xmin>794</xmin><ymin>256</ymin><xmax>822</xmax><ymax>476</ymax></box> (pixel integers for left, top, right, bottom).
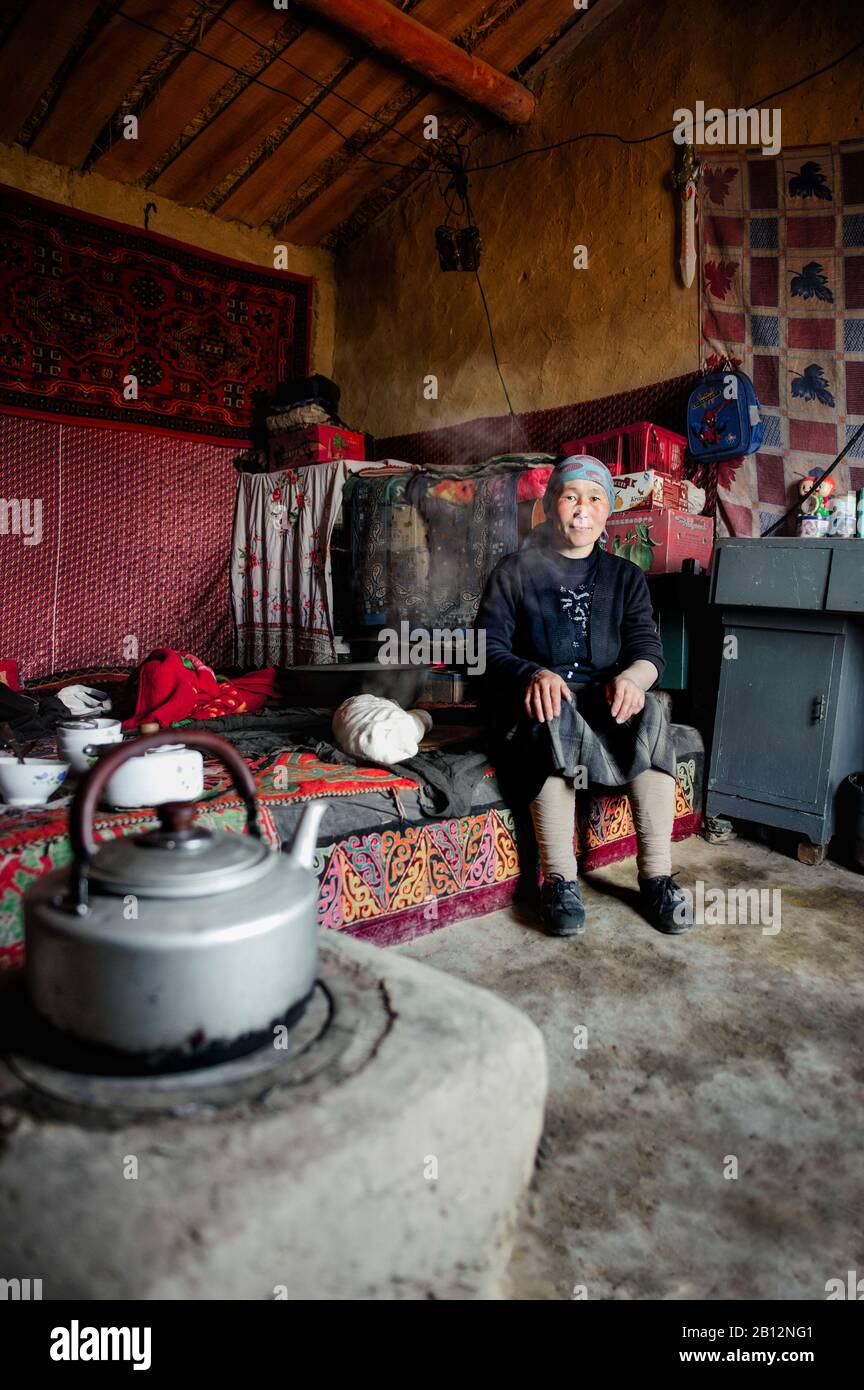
<box><xmin>542</xmin><ymin>455</ymin><xmax>615</xmax><ymax>515</ymax></box>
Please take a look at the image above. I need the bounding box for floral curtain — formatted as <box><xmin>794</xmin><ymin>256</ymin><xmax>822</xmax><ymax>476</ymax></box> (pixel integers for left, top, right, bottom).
<box><xmin>231</xmin><ymin>461</ymin><xmax>360</xmax><ymax>667</ymax></box>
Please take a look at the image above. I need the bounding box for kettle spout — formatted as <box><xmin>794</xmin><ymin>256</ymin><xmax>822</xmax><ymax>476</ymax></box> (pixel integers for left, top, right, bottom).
<box><xmin>285</xmin><ymin>800</ymin><xmax>327</xmax><ymax>873</ymax></box>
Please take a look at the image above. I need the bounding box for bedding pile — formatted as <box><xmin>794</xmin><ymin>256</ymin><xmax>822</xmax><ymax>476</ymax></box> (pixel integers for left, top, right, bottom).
<box><xmin>124</xmin><ymin>649</ymin><xmax>278</xmax><ymax>728</ymax></box>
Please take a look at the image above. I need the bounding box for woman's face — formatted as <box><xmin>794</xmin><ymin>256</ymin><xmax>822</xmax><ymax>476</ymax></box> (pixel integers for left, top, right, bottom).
<box><xmin>550</xmin><ymin>479</ymin><xmax>611</xmax><ymax>552</ymax></box>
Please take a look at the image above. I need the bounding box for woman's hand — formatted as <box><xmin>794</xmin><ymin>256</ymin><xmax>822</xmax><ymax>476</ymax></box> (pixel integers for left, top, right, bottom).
<box><xmin>606</xmin><ymin>673</ymin><xmax>646</xmax><ymax>724</ymax></box>
<box><xmin>524</xmin><ymin>669</ymin><xmax>574</xmax><ymax>723</ymax></box>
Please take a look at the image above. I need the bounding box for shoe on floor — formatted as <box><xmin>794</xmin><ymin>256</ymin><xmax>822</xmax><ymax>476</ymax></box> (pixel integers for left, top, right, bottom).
<box><xmin>540</xmin><ymin>873</ymin><xmax>586</xmax><ymax>937</ymax></box>
<box><xmin>638</xmin><ymin>873</ymin><xmax>694</xmax><ymax>934</ymax></box>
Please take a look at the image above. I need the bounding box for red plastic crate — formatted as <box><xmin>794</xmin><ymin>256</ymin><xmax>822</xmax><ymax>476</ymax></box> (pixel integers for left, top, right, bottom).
<box><xmin>561</xmin><ymin>420</ymin><xmax>687</xmax><ymax>478</ymax></box>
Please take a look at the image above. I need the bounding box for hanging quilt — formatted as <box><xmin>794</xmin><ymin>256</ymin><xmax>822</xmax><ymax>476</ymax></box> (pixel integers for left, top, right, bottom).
<box><xmin>699</xmin><ymin>140</ymin><xmax>864</xmax><ymax>536</ymax></box>
<box><xmin>0</xmin><ymin>184</ymin><xmax>312</xmax><ymax>444</ymax></box>
<box><xmin>404</xmin><ymin>471</ymin><xmax>520</xmax><ymax>631</ymax></box>
<box><xmin>346</xmin><ymin>472</ymin><xmax>431</xmax><ymax>628</ymax></box>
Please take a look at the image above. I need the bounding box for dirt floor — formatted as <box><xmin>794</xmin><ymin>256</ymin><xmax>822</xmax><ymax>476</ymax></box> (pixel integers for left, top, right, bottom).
<box><xmin>397</xmin><ymin>832</ymin><xmax>864</xmax><ymax>1301</ymax></box>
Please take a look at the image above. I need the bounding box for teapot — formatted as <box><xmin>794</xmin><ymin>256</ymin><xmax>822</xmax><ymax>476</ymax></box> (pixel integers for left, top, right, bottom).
<box><xmin>24</xmin><ymin>731</ymin><xmax>327</xmax><ymax>1070</ymax></box>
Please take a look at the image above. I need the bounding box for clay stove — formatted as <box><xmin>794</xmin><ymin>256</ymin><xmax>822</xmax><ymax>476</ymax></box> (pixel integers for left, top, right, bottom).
<box><xmin>0</xmin><ymin>931</ymin><xmax>546</xmax><ymax>1300</ymax></box>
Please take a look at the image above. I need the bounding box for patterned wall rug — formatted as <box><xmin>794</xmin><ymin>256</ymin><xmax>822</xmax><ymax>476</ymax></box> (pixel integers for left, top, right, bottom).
<box><xmin>0</xmin><ymin>184</ymin><xmax>312</xmax><ymax>444</ymax></box>
<box><xmin>699</xmin><ymin>139</ymin><xmax>864</xmax><ymax>536</ymax></box>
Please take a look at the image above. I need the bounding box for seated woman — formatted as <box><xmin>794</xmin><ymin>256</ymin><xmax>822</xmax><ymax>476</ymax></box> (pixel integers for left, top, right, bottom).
<box><xmin>475</xmin><ymin>455</ymin><xmax>693</xmax><ymax>939</ymax></box>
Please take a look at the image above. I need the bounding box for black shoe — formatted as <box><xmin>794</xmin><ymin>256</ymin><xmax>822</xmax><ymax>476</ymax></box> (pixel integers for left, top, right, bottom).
<box><xmin>638</xmin><ymin>873</ymin><xmax>694</xmax><ymax>934</ymax></box>
<box><xmin>540</xmin><ymin>874</ymin><xmax>586</xmax><ymax>937</ymax></box>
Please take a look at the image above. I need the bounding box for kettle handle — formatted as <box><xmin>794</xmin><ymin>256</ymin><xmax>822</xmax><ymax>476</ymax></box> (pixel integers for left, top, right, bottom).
<box><xmin>70</xmin><ymin>729</ymin><xmax>262</xmax><ymax>871</ymax></box>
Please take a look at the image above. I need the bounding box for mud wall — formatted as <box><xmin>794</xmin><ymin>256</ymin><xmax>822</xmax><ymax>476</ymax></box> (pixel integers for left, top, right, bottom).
<box><xmin>334</xmin><ymin>0</ymin><xmax>862</xmax><ymax>440</ymax></box>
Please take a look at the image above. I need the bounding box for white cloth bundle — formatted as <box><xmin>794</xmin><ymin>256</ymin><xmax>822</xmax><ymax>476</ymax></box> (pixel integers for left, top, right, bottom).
<box><xmin>56</xmin><ymin>685</ymin><xmax>112</xmax><ymax>715</ymax></box>
<box><xmin>332</xmin><ymin>695</ymin><xmax>433</xmax><ymax>766</ymax></box>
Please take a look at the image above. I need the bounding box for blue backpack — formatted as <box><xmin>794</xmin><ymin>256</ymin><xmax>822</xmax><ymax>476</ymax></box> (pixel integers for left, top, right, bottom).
<box><xmin>687</xmin><ymin>369</ymin><xmax>764</xmax><ymax>462</ymax></box>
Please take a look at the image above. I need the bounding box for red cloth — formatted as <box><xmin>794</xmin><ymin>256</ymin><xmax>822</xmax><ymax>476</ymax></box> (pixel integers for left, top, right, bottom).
<box><xmin>517</xmin><ymin>467</ymin><xmax>553</xmax><ymax>501</ymax></box>
<box><xmin>0</xmin><ymin>660</ymin><xmax>20</xmax><ymax>692</ymax></box>
<box><xmin>123</xmin><ymin>649</ymin><xmax>277</xmax><ymax>729</ymax></box>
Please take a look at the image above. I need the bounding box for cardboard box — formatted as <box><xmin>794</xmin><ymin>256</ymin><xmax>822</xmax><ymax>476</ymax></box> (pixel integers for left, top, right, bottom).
<box><xmin>612</xmin><ymin>470</ymin><xmax>690</xmax><ymax>513</ymax></box>
<box><xmin>604</xmin><ymin>508</ymin><xmax>714</xmax><ymax>574</ymax></box>
<box><xmin>267</xmin><ymin>424</ymin><xmax>365</xmax><ymax>471</ymax></box>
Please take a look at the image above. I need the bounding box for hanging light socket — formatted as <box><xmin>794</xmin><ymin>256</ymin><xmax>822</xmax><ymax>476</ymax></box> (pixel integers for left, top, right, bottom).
<box><xmin>435</xmin><ymin>224</ymin><xmax>483</xmax><ymax>271</ymax></box>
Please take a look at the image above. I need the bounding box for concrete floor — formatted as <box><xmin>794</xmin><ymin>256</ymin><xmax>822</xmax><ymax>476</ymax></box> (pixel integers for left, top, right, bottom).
<box><xmin>397</xmin><ymin>833</ymin><xmax>864</xmax><ymax>1301</ymax></box>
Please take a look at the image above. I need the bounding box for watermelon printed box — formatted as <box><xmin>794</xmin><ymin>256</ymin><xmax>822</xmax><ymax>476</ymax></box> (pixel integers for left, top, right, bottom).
<box><xmin>604</xmin><ymin>508</ymin><xmax>714</xmax><ymax>574</ymax></box>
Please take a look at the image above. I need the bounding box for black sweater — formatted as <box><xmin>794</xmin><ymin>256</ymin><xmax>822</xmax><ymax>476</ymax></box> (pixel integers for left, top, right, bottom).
<box><xmin>474</xmin><ymin>533</ymin><xmax>665</xmax><ymax>712</ymax></box>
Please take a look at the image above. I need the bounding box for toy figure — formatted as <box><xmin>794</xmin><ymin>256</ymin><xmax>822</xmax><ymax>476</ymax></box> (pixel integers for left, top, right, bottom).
<box><xmin>797</xmin><ymin>468</ymin><xmax>836</xmax><ymax>536</ymax></box>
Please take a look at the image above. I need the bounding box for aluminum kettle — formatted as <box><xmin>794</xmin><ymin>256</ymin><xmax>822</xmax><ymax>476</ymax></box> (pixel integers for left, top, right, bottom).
<box><xmin>24</xmin><ymin>730</ymin><xmax>327</xmax><ymax>1070</ymax></box>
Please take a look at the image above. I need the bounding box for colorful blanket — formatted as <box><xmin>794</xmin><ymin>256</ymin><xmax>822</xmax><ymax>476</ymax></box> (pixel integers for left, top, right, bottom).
<box><xmin>700</xmin><ymin>139</ymin><xmax>864</xmax><ymax>536</ymax></box>
<box><xmin>346</xmin><ymin>472</ymin><xmax>431</xmax><ymax>628</ymax></box>
<box><xmin>1</xmin><ymin>742</ymin><xmax>701</xmax><ymax>963</ymax></box>
<box><xmin>0</xmin><ymin>748</ymin><xmax>420</xmax><ymax>967</ymax></box>
<box><xmin>403</xmin><ymin>471</ymin><xmax>520</xmax><ymax>631</ymax></box>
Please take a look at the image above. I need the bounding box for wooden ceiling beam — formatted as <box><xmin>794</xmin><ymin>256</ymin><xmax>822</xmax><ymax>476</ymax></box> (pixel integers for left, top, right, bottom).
<box><xmin>231</xmin><ymin>0</ymin><xmax>529</xmax><ymax>234</ymax></box>
<box><xmin>292</xmin><ymin>0</ymin><xmax>535</xmax><ymax>125</ymax></box>
<box><xmin>314</xmin><ymin>0</ymin><xmax>617</xmax><ymax>248</ymax></box>
<box><xmin>92</xmin><ymin>0</ymin><xmax>300</xmax><ymax>185</ymax></box>
<box><xmin>152</xmin><ymin>29</ymin><xmax>353</xmax><ymax>207</ymax></box>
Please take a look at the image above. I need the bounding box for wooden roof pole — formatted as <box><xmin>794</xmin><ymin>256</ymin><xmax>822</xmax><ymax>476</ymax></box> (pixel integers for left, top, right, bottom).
<box><xmin>291</xmin><ymin>0</ymin><xmax>536</xmax><ymax>126</ymax></box>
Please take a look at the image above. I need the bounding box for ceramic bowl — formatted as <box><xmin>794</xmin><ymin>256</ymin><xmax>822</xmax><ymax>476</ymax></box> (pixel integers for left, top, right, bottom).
<box><xmin>102</xmin><ymin>745</ymin><xmax>205</xmax><ymax>809</ymax></box>
<box><xmin>56</xmin><ymin>718</ymin><xmax>123</xmax><ymax>772</ymax></box>
<box><xmin>0</xmin><ymin>757</ymin><xmax>70</xmax><ymax>806</ymax></box>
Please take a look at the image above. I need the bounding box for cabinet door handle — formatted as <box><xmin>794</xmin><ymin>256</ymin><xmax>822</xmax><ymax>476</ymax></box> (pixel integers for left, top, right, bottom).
<box><xmin>813</xmin><ymin>694</ymin><xmax>827</xmax><ymax>723</ymax></box>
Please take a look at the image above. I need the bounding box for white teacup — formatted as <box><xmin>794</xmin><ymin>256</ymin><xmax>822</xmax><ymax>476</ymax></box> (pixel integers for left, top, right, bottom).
<box><xmin>56</xmin><ymin>718</ymin><xmax>123</xmax><ymax>772</ymax></box>
<box><xmin>0</xmin><ymin>757</ymin><xmax>69</xmax><ymax>806</ymax></box>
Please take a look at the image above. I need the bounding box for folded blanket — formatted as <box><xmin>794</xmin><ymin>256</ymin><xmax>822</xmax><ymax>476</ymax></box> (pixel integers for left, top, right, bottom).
<box><xmin>181</xmin><ymin>709</ymin><xmax>493</xmax><ymax>818</ymax></box>
<box><xmin>180</xmin><ymin>708</ymin><xmax>335</xmax><ymax>756</ymax></box>
<box><xmin>306</xmin><ymin>734</ymin><xmax>492</xmax><ymax>818</ymax></box>
<box><xmin>123</xmin><ymin>649</ymin><xmax>278</xmax><ymax>729</ymax></box>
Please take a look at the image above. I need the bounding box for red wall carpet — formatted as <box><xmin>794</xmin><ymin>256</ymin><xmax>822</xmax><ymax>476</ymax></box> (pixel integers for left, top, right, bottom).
<box><xmin>0</xmin><ymin>412</ymin><xmax>237</xmax><ymax>681</ymax></box>
<box><xmin>0</xmin><ymin>184</ymin><xmax>312</xmax><ymax>445</ymax></box>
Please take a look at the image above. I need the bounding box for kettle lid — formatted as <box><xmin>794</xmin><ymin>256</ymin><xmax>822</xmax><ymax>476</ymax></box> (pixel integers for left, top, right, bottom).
<box><xmin>86</xmin><ymin>801</ymin><xmax>274</xmax><ymax>899</ymax></box>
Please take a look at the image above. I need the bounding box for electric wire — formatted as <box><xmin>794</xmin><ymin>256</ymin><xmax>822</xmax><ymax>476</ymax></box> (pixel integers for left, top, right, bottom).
<box><xmin>467</xmin><ymin>32</ymin><xmax>864</xmax><ymax>173</ymax></box>
<box><xmin>473</xmin><ymin>266</ymin><xmax>532</xmax><ymax>450</ymax></box>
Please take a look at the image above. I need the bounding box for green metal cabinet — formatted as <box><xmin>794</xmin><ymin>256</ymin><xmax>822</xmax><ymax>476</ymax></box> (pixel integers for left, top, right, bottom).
<box><xmin>706</xmin><ymin>538</ymin><xmax>864</xmax><ymax>860</ymax></box>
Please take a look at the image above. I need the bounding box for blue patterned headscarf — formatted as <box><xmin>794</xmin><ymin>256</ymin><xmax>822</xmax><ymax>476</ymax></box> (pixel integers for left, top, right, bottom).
<box><xmin>542</xmin><ymin>455</ymin><xmax>615</xmax><ymax>515</ymax></box>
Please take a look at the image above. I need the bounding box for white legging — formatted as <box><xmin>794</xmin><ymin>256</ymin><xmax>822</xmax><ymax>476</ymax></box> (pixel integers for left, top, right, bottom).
<box><xmin>529</xmin><ymin>768</ymin><xmax>676</xmax><ymax>880</ymax></box>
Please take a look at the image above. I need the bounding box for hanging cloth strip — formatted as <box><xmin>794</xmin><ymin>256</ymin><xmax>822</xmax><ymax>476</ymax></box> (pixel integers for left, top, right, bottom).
<box><xmin>231</xmin><ymin>460</ymin><xmax>366</xmax><ymax>667</ymax></box>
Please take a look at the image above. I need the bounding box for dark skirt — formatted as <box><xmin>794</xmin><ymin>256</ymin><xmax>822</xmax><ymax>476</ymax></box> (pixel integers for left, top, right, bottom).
<box><xmin>483</xmin><ymin>681</ymin><xmax>677</xmax><ymax>807</ymax></box>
